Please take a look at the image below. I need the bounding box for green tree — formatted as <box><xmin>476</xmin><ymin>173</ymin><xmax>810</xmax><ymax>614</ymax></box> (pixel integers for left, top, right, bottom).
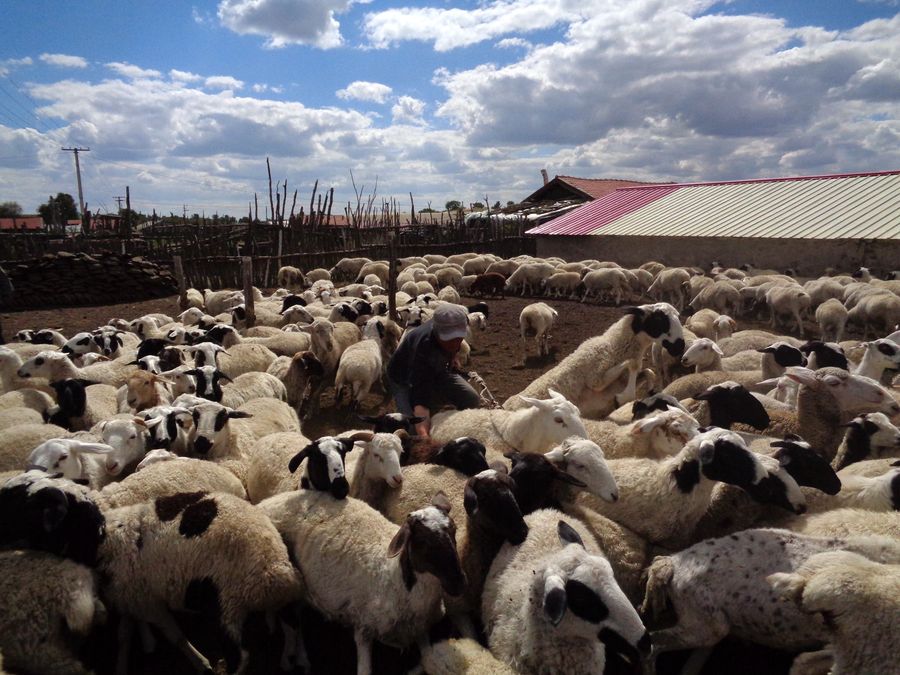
<box><xmin>0</xmin><ymin>201</ymin><xmax>23</xmax><ymax>217</ymax></box>
<box><xmin>445</xmin><ymin>200</ymin><xmax>462</xmax><ymax>212</ymax></box>
<box><xmin>37</xmin><ymin>193</ymin><xmax>78</xmax><ymax>224</ymax></box>
<box><xmin>471</xmin><ymin>201</ymin><xmax>485</xmax><ymax>209</ymax></box>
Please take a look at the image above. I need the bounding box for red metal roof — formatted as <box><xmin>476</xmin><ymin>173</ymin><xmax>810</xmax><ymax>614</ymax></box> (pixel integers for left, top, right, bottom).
<box><xmin>526</xmin><ymin>185</ymin><xmax>678</xmax><ymax>235</ymax></box>
<box><xmin>0</xmin><ymin>216</ymin><xmax>43</xmax><ymax>231</ymax></box>
<box><xmin>523</xmin><ymin>176</ymin><xmax>657</xmax><ymax>203</ymax></box>
<box><xmin>526</xmin><ymin>170</ymin><xmax>900</xmax><ymax>237</ymax></box>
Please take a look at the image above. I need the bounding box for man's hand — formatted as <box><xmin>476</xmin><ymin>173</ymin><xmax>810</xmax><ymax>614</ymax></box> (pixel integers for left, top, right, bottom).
<box><xmin>413</xmin><ymin>405</ymin><xmax>431</xmax><ymax>438</ymax></box>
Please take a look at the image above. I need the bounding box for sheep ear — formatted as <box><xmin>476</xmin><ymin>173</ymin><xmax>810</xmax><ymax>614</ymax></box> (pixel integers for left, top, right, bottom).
<box><xmin>785</xmin><ymin>367</ymin><xmax>818</xmax><ymax>387</ymax></box>
<box><xmin>228</xmin><ymin>410</ymin><xmax>253</xmax><ymax>419</ymax></box>
<box><xmin>432</xmin><ymin>491</ymin><xmax>452</xmax><ymax>514</ymax></box>
<box><xmin>543</xmin><ymin>575</ymin><xmax>568</xmax><ymax>626</ymax></box>
<box><xmin>553</xmin><ymin>467</ymin><xmax>587</xmax><ymax>488</ymax></box>
<box><xmin>463</xmin><ymin>482</ymin><xmax>479</xmax><ymax>516</ymax></box>
<box><xmin>712</xmin><ymin>342</ymin><xmax>724</xmax><ymax>356</ymax></box>
<box><xmin>387</xmin><ymin>523</ymin><xmax>410</xmax><ymax>558</ymax></box>
<box><xmin>503</xmin><ymin>450</ymin><xmax>525</xmax><ymax>466</ymax></box>
<box><xmin>518</xmin><ymin>395</ymin><xmax>548</xmax><ymax>410</ymax></box>
<box><xmin>339</xmin><ymin>438</ymin><xmax>358</xmax><ymax>454</ymax></box>
<box><xmin>547</xmin><ymin>388</ymin><xmax>565</xmax><ymax>401</ymax></box>
<box><xmin>69</xmin><ymin>441</ymin><xmax>115</xmax><ymax>455</ymax></box>
<box><xmin>346</xmin><ymin>431</ymin><xmax>375</xmax><ymax>443</ymax></box>
<box><xmin>557</xmin><ymin>520</ymin><xmax>584</xmax><ymax>548</ymax></box>
<box><xmin>215</xmin><ymin>372</ymin><xmax>232</xmax><ymax>383</ymax></box>
<box><xmin>393</xmin><ymin>429</ymin><xmax>410</xmax><ymax>441</ymax></box>
<box><xmin>132</xmin><ymin>416</ymin><xmax>148</xmax><ymax>428</ymax></box>
<box><xmin>288</xmin><ymin>444</ymin><xmax>313</xmax><ymax>473</ymax></box>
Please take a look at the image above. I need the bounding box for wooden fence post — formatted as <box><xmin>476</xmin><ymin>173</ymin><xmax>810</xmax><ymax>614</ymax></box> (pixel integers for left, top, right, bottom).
<box><xmin>387</xmin><ymin>235</ymin><xmax>398</xmax><ymax>322</ymax></box>
<box><xmin>242</xmin><ymin>256</ymin><xmax>256</xmax><ymax>328</ymax></box>
<box><xmin>174</xmin><ymin>255</ymin><xmax>188</xmax><ymax>311</ymax></box>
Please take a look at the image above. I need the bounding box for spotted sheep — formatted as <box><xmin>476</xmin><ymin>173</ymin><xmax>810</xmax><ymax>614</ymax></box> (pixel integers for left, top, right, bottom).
<box><xmin>0</xmin><ymin>472</ymin><xmax>299</xmax><ymax>675</ymax></box>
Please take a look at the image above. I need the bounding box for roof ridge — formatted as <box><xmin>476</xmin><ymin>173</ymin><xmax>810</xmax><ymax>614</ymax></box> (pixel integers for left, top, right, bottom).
<box><xmin>616</xmin><ymin>169</ymin><xmax>900</xmax><ymax>190</ymax></box>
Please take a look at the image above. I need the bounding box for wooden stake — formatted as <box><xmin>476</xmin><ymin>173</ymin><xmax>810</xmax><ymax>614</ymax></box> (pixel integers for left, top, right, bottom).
<box><xmin>174</xmin><ymin>255</ymin><xmax>188</xmax><ymax>311</ymax></box>
<box><xmin>242</xmin><ymin>256</ymin><xmax>256</xmax><ymax>328</ymax></box>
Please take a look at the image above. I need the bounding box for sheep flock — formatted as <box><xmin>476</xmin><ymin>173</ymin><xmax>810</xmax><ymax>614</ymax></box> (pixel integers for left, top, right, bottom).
<box><xmin>2</xmin><ymin>252</ymin><xmax>900</xmax><ymax>675</ymax></box>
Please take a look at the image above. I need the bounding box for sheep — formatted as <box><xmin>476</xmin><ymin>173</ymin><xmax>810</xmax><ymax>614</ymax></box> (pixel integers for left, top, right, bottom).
<box><xmin>804</xmin><ymin>277</ymin><xmax>845</xmax><ymax>307</ymax></box>
<box><xmin>800</xmin><ymin>340</ymin><xmax>848</xmax><ymax>370</ymax></box>
<box><xmin>258</xmin><ymin>490</ymin><xmax>464</xmax><ymax>675</ymax></box>
<box><xmin>355</xmin><ymin>260</ymin><xmax>389</xmax><ymax>285</ymax></box>
<box><xmin>17</xmin><ymin>349</ymin><xmax>136</xmax><ymax>387</ymax></box>
<box><xmin>243</xmin><ymin>431</ymin><xmax>314</xmax><ymax>503</ymax></box>
<box><xmin>3</xmin><ymin>473</ymin><xmax>300</xmax><ymax>675</ymax></box>
<box><xmin>505</xmin><ymin>262</ymin><xmax>555</xmax><ymax>296</ymax></box>
<box><xmin>186</xmin><ymin>397</ymin><xmax>300</xmax><ymax>466</ymax></box>
<box><xmin>684</xmin><ymin>308</ymin><xmax>721</xmax><ymax>339</ymax></box>
<box><xmin>330</xmin><ymin>256</ymin><xmax>371</xmax><ymax>282</ymax></box>
<box><xmin>848</xmin><ymin>290</ymin><xmax>900</xmax><ymax>338</ymax></box>
<box><xmin>482</xmin><ymin>514</ymin><xmax>649</xmax><ymax>675</ymax></box>
<box><xmin>718</xmin><ymin>329</ymin><xmax>802</xmax><ymax>356</ymax></box>
<box><xmin>0</xmin><ymin>405</ymin><xmax>43</xmax><ymax>430</ymax></box>
<box><xmin>467</xmin><ymin>272</ymin><xmax>506</xmax><ymax>298</ymax></box>
<box><xmin>117</xmin><ymin>369</ymin><xmax>173</xmax><ymax>413</ymax></box>
<box><xmin>832</xmin><ymin>412</ymin><xmax>900</xmax><ymax>470</ymax></box>
<box><xmin>854</xmin><ymin>337</ymin><xmax>900</xmax><ymax>382</ymax></box>
<box><xmin>0</xmin><ymin>549</ymin><xmax>105</xmax><ymax>675</ymax></box>
<box><xmin>301</xmin><ymin>317</ymin><xmax>361</xmax><ymax>414</ymax></box>
<box><xmin>542</xmin><ymin>271</ymin><xmax>581</xmax><ymax>298</ymax></box>
<box><xmin>519</xmin><ymin>301</ymin><xmax>558</xmax><ymax>357</ymax></box>
<box><xmin>25</xmin><ymin>437</ymin><xmax>128</xmax><ymax>489</ymax></box>
<box><xmin>136</xmin><ymin>405</ymin><xmax>193</xmax><ymax>453</ymax></box>
<box><xmin>647</xmin><ymin>267</ymin><xmax>691</xmax><ymax>310</ymax></box>
<box><xmin>689</xmin><ymin>280</ymin><xmax>742</xmax><ymax>316</ymax></box>
<box><xmin>641</xmin><ymin>529</ymin><xmax>900</xmax><ymax>665</ymax></box>
<box><xmin>780</xmin><ymin>508</ymin><xmax>900</xmax><ymax>540</ymax></box>
<box><xmin>0</xmin><ymin>422</ymin><xmax>71</xmax><ymax>472</ymax></box>
<box><xmin>802</xmin><ymin>466</ymin><xmax>900</xmax><ymax>513</ymax></box>
<box><xmin>581</xmin><ymin>408</ymin><xmax>700</xmax><ymax>460</ymax></box>
<box><xmin>420</xmin><ymin>635</ymin><xmax>515</xmax><ymax>675</ymax></box>
<box><xmin>186</xmin><ymin>366</ymin><xmax>287</xmax><ymax>408</ymax></box>
<box><xmin>753</xmin><ymin>367</ymin><xmax>900</xmax><ymax>462</ymax></box>
<box><xmin>216</xmin><ymin>342</ymin><xmax>278</xmax><ymax>379</ymax></box>
<box><xmin>572</xmin><ymin>428</ymin><xmax>806</xmax><ymax>548</ymax></box>
<box><xmin>437</xmin><ymin>285</ymin><xmax>461</xmax><ymax>304</ymax></box>
<box><xmin>430</xmin><ymin>389</ymin><xmax>588</xmax><ymax>460</ymax></box>
<box><xmin>765</xmin><ymin>284</ymin><xmax>811</xmax><ymax>334</ymax></box>
<box><xmin>0</xmin><ymin>345</ymin><xmax>54</xmax><ymax>395</ymax></box>
<box><xmin>266</xmin><ymin>350</ymin><xmax>325</xmax><ymax>412</ymax></box>
<box><xmin>333</xmin><ymin>318</ymin><xmax>392</xmax><ymax>410</ymax></box>
<box><xmin>277</xmin><ymin>265</ymin><xmax>306</xmax><ymax>290</ymax></box>
<box><xmin>579</xmin><ymin>267</ymin><xmax>629</xmax><ymax>305</ymax></box>
<box><xmin>95</xmin><ymin>417</ymin><xmax>152</xmax><ymax>478</ymax></box>
<box><xmin>47</xmin><ymin>379</ymin><xmax>119</xmax><ymax>431</ymax></box>
<box><xmin>503</xmin><ymin>303</ymin><xmax>685</xmax><ymax>417</ymax></box>
<box><xmin>815</xmin><ymin>297</ymin><xmax>849</xmax><ymax>342</ymax></box>
<box><xmin>207</xmin><ymin>323</ymin><xmax>311</xmax><ymax>358</ymax></box>
<box><xmin>768</xmin><ymin>550</ymin><xmax>900</xmax><ymax>675</ymax></box>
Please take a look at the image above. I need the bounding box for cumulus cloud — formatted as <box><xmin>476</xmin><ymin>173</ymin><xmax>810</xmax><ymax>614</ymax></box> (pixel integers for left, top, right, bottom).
<box><xmin>495</xmin><ymin>37</ymin><xmax>531</xmax><ymax>50</ymax></box>
<box><xmin>170</xmin><ymin>69</ymin><xmax>203</xmax><ymax>83</ymax></box>
<box><xmin>39</xmin><ymin>53</ymin><xmax>88</xmax><ymax>69</ymax></box>
<box><xmin>205</xmin><ymin>75</ymin><xmax>244</xmax><ymax>90</ymax></box>
<box><xmin>363</xmin><ymin>0</ymin><xmax>584</xmax><ymax>51</ymax></box>
<box><xmin>0</xmin><ymin>57</ymin><xmax>33</xmax><ymax>76</ymax></box>
<box><xmin>106</xmin><ymin>62</ymin><xmax>163</xmax><ymax>79</ymax></box>
<box><xmin>217</xmin><ymin>0</ymin><xmax>354</xmax><ymax>48</ymax></box>
<box><xmin>252</xmin><ymin>83</ymin><xmax>285</xmax><ymax>93</ymax></box>
<box><xmin>392</xmin><ymin>96</ymin><xmax>427</xmax><ymax>124</ymax></box>
<box><xmin>336</xmin><ymin>81</ymin><xmax>393</xmax><ymax>104</ymax></box>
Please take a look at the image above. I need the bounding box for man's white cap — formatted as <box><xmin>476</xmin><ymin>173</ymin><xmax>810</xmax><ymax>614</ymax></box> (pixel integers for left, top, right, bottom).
<box><xmin>433</xmin><ymin>303</ymin><xmax>469</xmax><ymax>340</ymax></box>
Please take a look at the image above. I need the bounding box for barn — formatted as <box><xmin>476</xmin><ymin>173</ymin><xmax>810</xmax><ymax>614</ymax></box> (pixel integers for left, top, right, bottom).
<box><xmin>526</xmin><ymin>170</ymin><xmax>900</xmax><ymax>275</ymax></box>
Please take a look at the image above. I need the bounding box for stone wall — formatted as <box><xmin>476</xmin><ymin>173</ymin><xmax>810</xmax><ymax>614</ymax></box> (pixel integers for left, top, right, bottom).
<box><xmin>3</xmin><ymin>252</ymin><xmax>176</xmax><ymax>309</ymax></box>
<box><xmin>535</xmin><ymin>235</ymin><xmax>900</xmax><ymax>276</ymax></box>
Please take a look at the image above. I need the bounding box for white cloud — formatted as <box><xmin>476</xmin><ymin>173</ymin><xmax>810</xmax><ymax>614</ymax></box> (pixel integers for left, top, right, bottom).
<box><xmin>252</xmin><ymin>83</ymin><xmax>285</xmax><ymax>93</ymax></box>
<box><xmin>106</xmin><ymin>62</ymin><xmax>163</xmax><ymax>79</ymax></box>
<box><xmin>217</xmin><ymin>0</ymin><xmax>354</xmax><ymax>48</ymax></box>
<box><xmin>39</xmin><ymin>53</ymin><xmax>88</xmax><ymax>69</ymax></box>
<box><xmin>0</xmin><ymin>57</ymin><xmax>33</xmax><ymax>76</ymax></box>
<box><xmin>205</xmin><ymin>75</ymin><xmax>244</xmax><ymax>90</ymax></box>
<box><xmin>170</xmin><ymin>69</ymin><xmax>203</xmax><ymax>83</ymax></box>
<box><xmin>336</xmin><ymin>81</ymin><xmax>393</xmax><ymax>104</ymax></box>
<box><xmin>392</xmin><ymin>96</ymin><xmax>426</xmax><ymax>124</ymax></box>
<box><xmin>363</xmin><ymin>0</ymin><xmax>585</xmax><ymax>51</ymax></box>
<box><xmin>496</xmin><ymin>37</ymin><xmax>532</xmax><ymax>50</ymax></box>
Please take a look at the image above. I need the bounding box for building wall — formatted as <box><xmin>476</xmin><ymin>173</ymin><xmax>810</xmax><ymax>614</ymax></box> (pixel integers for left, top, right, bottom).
<box><xmin>536</xmin><ymin>235</ymin><xmax>900</xmax><ymax>275</ymax></box>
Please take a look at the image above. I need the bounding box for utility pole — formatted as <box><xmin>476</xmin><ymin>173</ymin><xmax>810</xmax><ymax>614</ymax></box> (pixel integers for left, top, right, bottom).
<box><xmin>114</xmin><ymin>196</ymin><xmax>125</xmax><ymax>210</ymax></box>
<box><xmin>61</xmin><ymin>147</ymin><xmax>89</xmax><ymax>218</ymax></box>
<box><xmin>125</xmin><ymin>186</ymin><xmax>132</xmax><ymax>238</ymax></box>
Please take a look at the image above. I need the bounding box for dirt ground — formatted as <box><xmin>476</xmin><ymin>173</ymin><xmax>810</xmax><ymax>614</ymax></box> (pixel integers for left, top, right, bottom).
<box><xmin>1</xmin><ymin>291</ymin><xmax>827</xmax><ymax>675</ymax></box>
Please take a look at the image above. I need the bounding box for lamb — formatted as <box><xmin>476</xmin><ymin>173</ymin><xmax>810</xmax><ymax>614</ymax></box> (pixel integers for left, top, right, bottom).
<box><xmin>854</xmin><ymin>337</ymin><xmax>900</xmax><ymax>382</ymax></box>
<box><xmin>266</xmin><ymin>350</ymin><xmax>324</xmax><ymax>411</ymax></box>
<box><xmin>47</xmin><ymin>379</ymin><xmax>119</xmax><ymax>431</ymax></box>
<box><xmin>187</xmin><ymin>366</ymin><xmax>287</xmax><ymax>408</ymax></box>
<box><xmin>571</xmin><ymin>428</ymin><xmax>806</xmax><ymax>548</ymax></box>
<box><xmin>641</xmin><ymin>529</ymin><xmax>900</xmax><ymax>665</ymax></box>
<box><xmin>519</xmin><ymin>301</ymin><xmax>558</xmax><ymax>357</ymax></box>
<box><xmin>217</xmin><ymin>342</ymin><xmax>278</xmax><ymax>379</ymax></box>
<box><xmin>430</xmin><ymin>390</ymin><xmax>589</xmax><ymax>461</ymax></box>
<box><xmin>765</xmin><ymin>284</ymin><xmax>811</xmax><ymax>334</ymax></box>
<box><xmin>420</xmin><ymin>635</ymin><xmax>515</xmax><ymax>675</ymax></box>
<box><xmin>503</xmin><ymin>303</ymin><xmax>685</xmax><ymax>417</ymax></box>
<box><xmin>847</xmin><ymin>290</ymin><xmax>900</xmax><ymax>338</ymax></box>
<box><xmin>333</xmin><ymin>318</ymin><xmax>392</xmax><ymax>410</ymax></box>
<box><xmin>802</xmin><ymin>466</ymin><xmax>899</xmax><ymax>513</ymax></box>
<box><xmin>482</xmin><ymin>514</ymin><xmax>649</xmax><ymax>675</ymax></box>
<box><xmin>117</xmin><ymin>369</ymin><xmax>173</xmax><ymax>413</ymax></box>
<box><xmin>3</xmin><ymin>473</ymin><xmax>300</xmax><ymax>675</ymax></box>
<box><xmin>17</xmin><ymin>349</ymin><xmax>137</xmax><ymax>387</ymax></box>
<box><xmin>679</xmin><ymin>337</ymin><xmax>769</xmax><ymax>374</ymax></box>
<box><xmin>258</xmin><ymin>490</ymin><xmax>464</xmax><ymax>675</ymax></box>
<box><xmin>815</xmin><ymin>297</ymin><xmax>849</xmax><ymax>342</ymax></box>
<box><xmin>0</xmin><ymin>549</ymin><xmax>105</xmax><ymax>675</ymax></box>
<box><xmin>504</xmin><ymin>262</ymin><xmax>555</xmax><ymax>296</ymax></box>
<box><xmin>0</xmin><ymin>422</ymin><xmax>71</xmax><ymax>472</ymax></box>
<box><xmin>768</xmin><ymin>550</ymin><xmax>900</xmax><ymax>675</ymax></box>
<box><xmin>718</xmin><ymin>329</ymin><xmax>802</xmax><ymax>356</ymax></box>
<box><xmin>207</xmin><ymin>324</ymin><xmax>311</xmax><ymax>358</ymax></box>
<box><xmin>689</xmin><ymin>280</ymin><xmax>742</xmax><ymax>316</ymax></box>
<box><xmin>831</xmin><ymin>412</ymin><xmax>900</xmax><ymax>472</ymax></box>
<box><xmin>468</xmin><ymin>272</ymin><xmax>507</xmax><ymax>298</ymax></box>
<box><xmin>780</xmin><ymin>507</ymin><xmax>900</xmax><ymax>540</ymax></box>
<box><xmin>330</xmin><ymin>256</ymin><xmax>371</xmax><ymax>281</ymax></box>
<box><xmin>25</xmin><ymin>437</ymin><xmax>130</xmax><ymax>489</ymax></box>
<box><xmin>345</xmin><ymin>431</ymin><xmax>407</xmax><ymax>508</ymax></box>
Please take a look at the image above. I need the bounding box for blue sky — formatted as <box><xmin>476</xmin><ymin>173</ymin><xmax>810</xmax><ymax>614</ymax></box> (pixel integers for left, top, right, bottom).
<box><xmin>1</xmin><ymin>0</ymin><xmax>898</xmax><ymax>217</ymax></box>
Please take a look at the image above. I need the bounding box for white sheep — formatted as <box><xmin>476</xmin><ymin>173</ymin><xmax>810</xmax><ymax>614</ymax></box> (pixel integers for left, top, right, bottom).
<box><xmin>420</xmin><ymin>636</ymin><xmax>515</xmax><ymax>675</ymax></box>
<box><xmin>17</xmin><ymin>349</ymin><xmax>137</xmax><ymax>387</ymax></box>
<box><xmin>766</xmin><ymin>285</ymin><xmax>811</xmax><ymax>334</ymax></box>
<box><xmin>430</xmin><ymin>389</ymin><xmax>589</xmax><ymax>461</ymax></box>
<box><xmin>504</xmin><ymin>303</ymin><xmax>685</xmax><ymax>417</ymax></box>
<box><xmin>579</xmin><ymin>267</ymin><xmax>629</xmax><ymax>304</ymax></box>
<box><xmin>543</xmin><ymin>271</ymin><xmax>581</xmax><ymax>299</ymax></box>
<box><xmin>853</xmin><ymin>338</ymin><xmax>900</xmax><ymax>382</ymax></box>
<box><xmin>832</xmin><ymin>412</ymin><xmax>900</xmax><ymax>470</ymax></box>
<box><xmin>504</xmin><ymin>262</ymin><xmax>555</xmax><ymax>296</ymax></box>
<box><xmin>277</xmin><ymin>265</ymin><xmax>306</xmax><ymax>290</ymax></box>
<box><xmin>258</xmin><ymin>490</ymin><xmax>464</xmax><ymax>675</ymax></box>
<box><xmin>0</xmin><ymin>549</ymin><xmax>105</xmax><ymax>675</ymax></box>
<box><xmin>803</xmin><ymin>466</ymin><xmax>900</xmax><ymax>513</ymax></box>
<box><xmin>641</xmin><ymin>528</ymin><xmax>900</xmax><ymax>665</ymax></box>
<box><xmin>0</xmin><ymin>422</ymin><xmax>71</xmax><ymax>472</ymax></box>
<box><xmin>333</xmin><ymin>319</ymin><xmax>387</xmax><ymax>410</ymax></box>
<box><xmin>519</xmin><ymin>301</ymin><xmax>558</xmax><ymax>357</ymax></box>
<box><xmin>768</xmin><ymin>550</ymin><xmax>900</xmax><ymax>675</ymax></box>
<box><xmin>581</xmin><ymin>408</ymin><xmax>700</xmax><ymax>459</ymax></box>
<box><xmin>689</xmin><ymin>280</ymin><xmax>742</xmax><ymax>316</ymax></box>
<box><xmin>482</xmin><ymin>512</ymin><xmax>649</xmax><ymax>675</ymax></box>
<box><xmin>647</xmin><ymin>267</ymin><xmax>691</xmax><ymax>310</ymax></box>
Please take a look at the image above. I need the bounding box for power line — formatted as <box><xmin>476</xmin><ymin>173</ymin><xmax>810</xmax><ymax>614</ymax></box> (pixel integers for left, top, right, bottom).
<box><xmin>0</xmin><ymin>74</ymin><xmax>56</xmax><ymax>134</ymax></box>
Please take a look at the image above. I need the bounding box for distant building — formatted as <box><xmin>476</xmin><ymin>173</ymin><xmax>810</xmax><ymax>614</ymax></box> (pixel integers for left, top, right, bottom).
<box><xmin>0</xmin><ymin>216</ymin><xmax>43</xmax><ymax>231</ymax></box>
<box><xmin>526</xmin><ymin>170</ymin><xmax>900</xmax><ymax>275</ymax></box>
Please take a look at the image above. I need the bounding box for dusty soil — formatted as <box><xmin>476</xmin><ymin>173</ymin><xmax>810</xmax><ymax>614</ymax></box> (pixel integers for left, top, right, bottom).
<box><xmin>1</xmin><ymin>291</ymin><xmax>826</xmax><ymax>675</ymax></box>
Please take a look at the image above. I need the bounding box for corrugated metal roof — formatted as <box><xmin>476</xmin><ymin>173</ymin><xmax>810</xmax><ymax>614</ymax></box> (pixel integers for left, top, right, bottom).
<box><xmin>527</xmin><ymin>170</ymin><xmax>900</xmax><ymax>239</ymax></box>
<box><xmin>523</xmin><ymin>176</ymin><xmax>659</xmax><ymax>203</ymax></box>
